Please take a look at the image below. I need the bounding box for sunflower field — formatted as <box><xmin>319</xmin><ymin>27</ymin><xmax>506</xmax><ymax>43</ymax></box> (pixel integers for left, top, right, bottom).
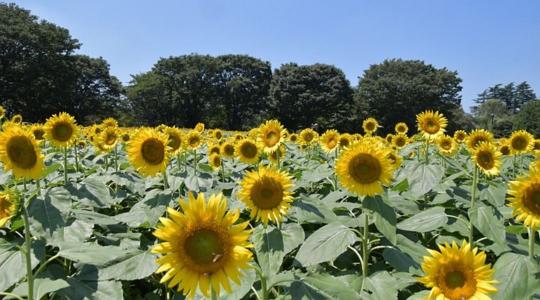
<box><xmin>0</xmin><ymin>108</ymin><xmax>539</xmax><ymax>300</ymax></box>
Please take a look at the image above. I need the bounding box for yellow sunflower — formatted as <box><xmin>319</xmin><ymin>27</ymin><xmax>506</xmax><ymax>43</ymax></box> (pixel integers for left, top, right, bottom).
<box><xmin>419</xmin><ymin>240</ymin><xmax>497</xmax><ymax>300</ymax></box>
<box><xmin>319</xmin><ymin>129</ymin><xmax>340</xmax><ymax>153</ymax></box>
<box><xmin>127</xmin><ymin>128</ymin><xmax>170</xmax><ymax>176</ymax></box>
<box><xmin>386</xmin><ymin>150</ymin><xmax>403</xmax><ymax>170</ymax></box>
<box><xmin>0</xmin><ymin>126</ymin><xmax>44</xmax><ymax>180</ymax></box>
<box><xmin>238</xmin><ymin>166</ymin><xmax>294</xmax><ymax>224</ymax></box>
<box><xmin>209</xmin><ymin>153</ymin><xmax>221</xmax><ymax>171</ymax></box>
<box><xmin>336</xmin><ymin>142</ymin><xmax>393</xmax><ymax>196</ymax></box>
<box><xmin>392</xmin><ymin>133</ymin><xmax>409</xmax><ymax>149</ymax></box>
<box><xmin>11</xmin><ymin>114</ymin><xmax>22</xmax><ymax>124</ymax></box>
<box><xmin>299</xmin><ymin>128</ymin><xmax>319</xmax><ymax>145</ymax></box>
<box><xmin>186</xmin><ymin>130</ymin><xmax>203</xmax><ymax>150</ymax></box>
<box><xmin>289</xmin><ymin>133</ymin><xmax>298</xmax><ymax>143</ymax></box>
<box><xmin>0</xmin><ymin>105</ymin><xmax>5</xmax><ymax>119</ymax></box>
<box><xmin>529</xmin><ymin>159</ymin><xmax>540</xmax><ymax>173</ymax></box>
<box><xmin>533</xmin><ymin>139</ymin><xmax>540</xmax><ymax>153</ymax></box>
<box><xmin>395</xmin><ymin>122</ymin><xmax>409</xmax><ymax>134</ymax></box>
<box><xmin>339</xmin><ymin>133</ymin><xmax>353</xmax><ymax>149</ymax></box>
<box><xmin>362</xmin><ymin>117</ymin><xmax>379</xmax><ymax>135</ymax></box>
<box><xmin>509</xmin><ymin>130</ymin><xmax>534</xmax><ymax>155</ymax></box>
<box><xmin>258</xmin><ymin>120</ymin><xmax>286</xmax><ymax>153</ymax></box>
<box><xmin>98</xmin><ymin>127</ymin><xmax>119</xmax><ymax>152</ymax></box>
<box><xmin>220</xmin><ymin>141</ymin><xmax>236</xmax><ymax>158</ymax></box>
<box><xmin>44</xmin><ymin>112</ymin><xmax>79</xmax><ymax>148</ymax></box>
<box><xmin>152</xmin><ymin>193</ymin><xmax>253</xmax><ymax>299</ymax></box>
<box><xmin>235</xmin><ymin>139</ymin><xmax>260</xmax><ymax>164</ymax></box>
<box><xmin>121</xmin><ymin>132</ymin><xmax>131</xmax><ymax>143</ymax></box>
<box><xmin>416</xmin><ymin>110</ymin><xmax>447</xmax><ymax>139</ymax></box>
<box><xmin>165</xmin><ymin>127</ymin><xmax>183</xmax><ymax>155</ymax></box>
<box><xmin>508</xmin><ymin>169</ymin><xmax>540</xmax><ymax>229</ymax></box>
<box><xmin>30</xmin><ymin>124</ymin><xmax>45</xmax><ymax>141</ymax></box>
<box><xmin>466</xmin><ymin>129</ymin><xmax>493</xmax><ymax>152</ymax></box>
<box><xmin>101</xmin><ymin>117</ymin><xmax>118</xmax><ymax>128</ymax></box>
<box><xmin>213</xmin><ymin>129</ymin><xmax>223</xmax><ymax>141</ymax></box>
<box><xmin>436</xmin><ymin>135</ymin><xmax>458</xmax><ymax>157</ymax></box>
<box><xmin>0</xmin><ymin>190</ymin><xmax>19</xmax><ymax>228</ymax></box>
<box><xmin>453</xmin><ymin>130</ymin><xmax>467</xmax><ymax>143</ymax></box>
<box><xmin>268</xmin><ymin>144</ymin><xmax>286</xmax><ymax>164</ymax></box>
<box><xmin>473</xmin><ymin>142</ymin><xmax>501</xmax><ymax>176</ymax></box>
<box><xmin>194</xmin><ymin>122</ymin><xmax>205</xmax><ymax>133</ymax></box>
<box><xmin>208</xmin><ymin>143</ymin><xmax>221</xmax><ymax>156</ymax></box>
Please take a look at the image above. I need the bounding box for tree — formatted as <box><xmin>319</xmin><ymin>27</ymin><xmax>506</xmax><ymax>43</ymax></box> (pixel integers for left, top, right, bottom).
<box><xmin>473</xmin><ymin>99</ymin><xmax>513</xmax><ymax>136</ymax></box>
<box><xmin>473</xmin><ymin>82</ymin><xmax>536</xmax><ymax>114</ymax></box>
<box><xmin>0</xmin><ymin>3</ymin><xmax>122</xmax><ymax>124</ymax></box>
<box><xmin>356</xmin><ymin>59</ymin><xmax>463</xmax><ymax>133</ymax></box>
<box><xmin>214</xmin><ymin>55</ymin><xmax>272</xmax><ymax>130</ymax></box>
<box><xmin>514</xmin><ymin>100</ymin><xmax>540</xmax><ymax>137</ymax></box>
<box><xmin>269</xmin><ymin>63</ymin><xmax>356</xmax><ymax>132</ymax></box>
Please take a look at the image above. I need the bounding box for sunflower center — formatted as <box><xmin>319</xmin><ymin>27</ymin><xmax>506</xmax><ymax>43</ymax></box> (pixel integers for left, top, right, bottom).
<box><xmin>141</xmin><ymin>138</ymin><xmax>165</xmax><ymax>165</ymax></box>
<box><xmin>303</xmin><ymin>133</ymin><xmax>313</xmax><ymax>142</ymax></box>
<box><xmin>0</xmin><ymin>195</ymin><xmax>12</xmax><ymax>218</ymax></box>
<box><xmin>471</xmin><ymin>137</ymin><xmax>487</xmax><ymax>149</ymax></box>
<box><xmin>327</xmin><ymin>138</ymin><xmax>338</xmax><ymax>149</ymax></box>
<box><xmin>500</xmin><ymin>145</ymin><xmax>510</xmax><ymax>155</ymax></box>
<box><xmin>189</xmin><ymin>137</ymin><xmax>200</xmax><ymax>147</ymax></box>
<box><xmin>441</xmin><ymin>140</ymin><xmax>452</xmax><ymax>150</ymax></box>
<box><xmin>424</xmin><ymin>119</ymin><xmax>440</xmax><ymax>134</ymax></box>
<box><xmin>251</xmin><ymin>177</ymin><xmax>284</xmax><ymax>209</ymax></box>
<box><xmin>348</xmin><ymin>153</ymin><xmax>382</xmax><ymax>184</ymax></box>
<box><xmin>445</xmin><ymin>270</ymin><xmax>465</xmax><ymax>288</ymax></box>
<box><xmin>395</xmin><ymin>138</ymin><xmax>406</xmax><ymax>147</ymax></box>
<box><xmin>524</xmin><ymin>184</ymin><xmax>540</xmax><ymax>214</ymax></box>
<box><xmin>224</xmin><ymin>145</ymin><xmax>235</xmax><ymax>156</ymax></box>
<box><xmin>184</xmin><ymin>229</ymin><xmax>224</xmax><ymax>265</ymax></box>
<box><xmin>265</xmin><ymin>131</ymin><xmax>280</xmax><ymax>147</ymax></box>
<box><xmin>365</xmin><ymin>123</ymin><xmax>375</xmax><ymax>131</ymax></box>
<box><xmin>511</xmin><ymin>136</ymin><xmax>528</xmax><ymax>151</ymax></box>
<box><xmin>52</xmin><ymin>122</ymin><xmax>73</xmax><ymax>142</ymax></box>
<box><xmin>241</xmin><ymin>143</ymin><xmax>257</xmax><ymax>158</ymax></box>
<box><xmin>477</xmin><ymin>151</ymin><xmax>494</xmax><ymax>169</ymax></box>
<box><xmin>33</xmin><ymin>129</ymin><xmax>45</xmax><ymax>140</ymax></box>
<box><xmin>210</xmin><ymin>147</ymin><xmax>220</xmax><ymax>155</ymax></box>
<box><xmin>105</xmin><ymin>133</ymin><xmax>117</xmax><ymax>145</ymax></box>
<box><xmin>7</xmin><ymin>136</ymin><xmax>37</xmax><ymax>169</ymax></box>
<box><xmin>168</xmin><ymin>134</ymin><xmax>181</xmax><ymax>151</ymax></box>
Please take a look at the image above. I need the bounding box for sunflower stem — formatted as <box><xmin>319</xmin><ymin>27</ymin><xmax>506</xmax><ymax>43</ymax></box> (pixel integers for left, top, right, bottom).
<box><xmin>425</xmin><ymin>138</ymin><xmax>430</xmax><ymax>164</ymax></box>
<box><xmin>162</xmin><ymin>170</ymin><xmax>169</xmax><ymax>190</ymax></box>
<box><xmin>74</xmin><ymin>145</ymin><xmax>80</xmax><ymax>173</ymax></box>
<box><xmin>529</xmin><ymin>227</ymin><xmax>536</xmax><ymax>259</ymax></box>
<box><xmin>114</xmin><ymin>144</ymin><xmax>119</xmax><ymax>173</ymax></box>
<box><xmin>255</xmin><ymin>266</ymin><xmax>268</xmax><ymax>300</ymax></box>
<box><xmin>177</xmin><ymin>153</ymin><xmax>182</xmax><ymax>172</ymax></box>
<box><xmin>20</xmin><ymin>181</ymin><xmax>34</xmax><ymax>300</ymax></box>
<box><xmin>193</xmin><ymin>150</ymin><xmax>198</xmax><ymax>175</ymax></box>
<box><xmin>211</xmin><ymin>288</ymin><xmax>218</xmax><ymax>300</ymax></box>
<box><xmin>469</xmin><ymin>165</ymin><xmax>479</xmax><ymax>245</ymax></box>
<box><xmin>360</xmin><ymin>209</ymin><xmax>370</xmax><ymax>294</ymax></box>
<box><xmin>63</xmin><ymin>147</ymin><xmax>68</xmax><ymax>186</ymax></box>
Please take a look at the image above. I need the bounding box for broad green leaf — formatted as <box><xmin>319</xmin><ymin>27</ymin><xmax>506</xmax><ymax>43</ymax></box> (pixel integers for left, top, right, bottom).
<box><xmin>74</xmin><ymin>177</ymin><xmax>114</xmax><ymax>207</ymax></box>
<box><xmin>295</xmin><ymin>222</ymin><xmax>358</xmax><ymax>266</ymax></box>
<box><xmin>363</xmin><ymin>196</ymin><xmax>397</xmax><ymax>244</ymax></box>
<box><xmin>28</xmin><ymin>196</ymin><xmax>65</xmax><ymax>240</ymax></box>
<box><xmin>291</xmin><ymin>195</ymin><xmax>338</xmax><ymax>224</ymax></box>
<box><xmin>72</xmin><ymin>210</ymin><xmax>120</xmax><ymax>225</ymax></box>
<box><xmin>397</xmin><ymin>207</ymin><xmax>448</xmax><ymax>233</ymax></box>
<box><xmin>252</xmin><ymin>225</ymin><xmax>285</xmax><ymax>278</ymax></box>
<box><xmin>492</xmin><ymin>253</ymin><xmax>533</xmax><ymax>300</ymax></box>
<box><xmin>57</xmin><ymin>243</ymin><xmax>133</xmax><ymax>266</ymax></box>
<box><xmin>11</xmin><ymin>278</ymin><xmax>69</xmax><ymax>300</ymax></box>
<box><xmin>382</xmin><ymin>248</ymin><xmax>419</xmax><ymax>272</ymax></box>
<box><xmin>397</xmin><ymin>161</ymin><xmax>443</xmax><ymax>197</ymax></box>
<box><xmin>362</xmin><ymin>271</ymin><xmax>398</xmax><ymax>300</ymax></box>
<box><xmin>281</xmin><ymin>223</ymin><xmax>305</xmax><ymax>255</ymax></box>
<box><xmin>98</xmin><ymin>250</ymin><xmax>158</xmax><ymax>281</ymax></box>
<box><xmin>58</xmin><ymin>276</ymin><xmax>123</xmax><ymax>300</ymax></box>
<box><xmin>0</xmin><ymin>239</ymin><xmax>42</xmax><ymax>292</ymax></box>
<box><xmin>479</xmin><ymin>181</ymin><xmax>506</xmax><ymax>207</ymax></box>
<box><xmin>290</xmin><ymin>273</ymin><xmax>359</xmax><ymax>300</ymax></box>
<box><xmin>471</xmin><ymin>206</ymin><xmax>506</xmax><ymax>245</ymax></box>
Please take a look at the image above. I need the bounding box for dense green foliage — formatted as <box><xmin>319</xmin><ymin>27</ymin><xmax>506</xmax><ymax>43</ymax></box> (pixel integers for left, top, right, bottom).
<box><xmin>514</xmin><ymin>100</ymin><xmax>540</xmax><ymax>136</ymax></box>
<box><xmin>473</xmin><ymin>82</ymin><xmax>537</xmax><ymax>114</ymax></box>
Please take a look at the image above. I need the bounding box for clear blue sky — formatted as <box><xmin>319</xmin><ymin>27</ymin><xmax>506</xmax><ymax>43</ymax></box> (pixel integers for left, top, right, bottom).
<box><xmin>12</xmin><ymin>0</ymin><xmax>540</xmax><ymax>111</ymax></box>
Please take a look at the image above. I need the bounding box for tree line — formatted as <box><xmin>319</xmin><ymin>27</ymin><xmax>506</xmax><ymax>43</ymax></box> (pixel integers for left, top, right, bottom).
<box><xmin>1</xmin><ymin>3</ymin><xmax>538</xmax><ymax>135</ymax></box>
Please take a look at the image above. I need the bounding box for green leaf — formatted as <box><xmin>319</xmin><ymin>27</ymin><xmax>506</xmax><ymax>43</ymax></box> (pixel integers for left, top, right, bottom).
<box><xmin>57</xmin><ymin>243</ymin><xmax>132</xmax><ymax>266</ymax></box>
<box><xmin>58</xmin><ymin>271</ymin><xmax>124</xmax><ymax>300</ymax></box>
<box><xmin>295</xmin><ymin>222</ymin><xmax>358</xmax><ymax>266</ymax></box>
<box><xmin>397</xmin><ymin>207</ymin><xmax>448</xmax><ymax>233</ymax></box>
<box><xmin>281</xmin><ymin>223</ymin><xmax>305</xmax><ymax>255</ymax></box>
<box><xmin>0</xmin><ymin>239</ymin><xmax>42</xmax><ymax>292</ymax></box>
<box><xmin>471</xmin><ymin>206</ymin><xmax>506</xmax><ymax>245</ymax></box>
<box><xmin>10</xmin><ymin>278</ymin><xmax>69</xmax><ymax>300</ymax></box>
<box><xmin>362</xmin><ymin>271</ymin><xmax>398</xmax><ymax>300</ymax></box>
<box><xmin>492</xmin><ymin>253</ymin><xmax>533</xmax><ymax>300</ymax></box>
<box><xmin>28</xmin><ymin>195</ymin><xmax>65</xmax><ymax>240</ymax></box>
<box><xmin>291</xmin><ymin>195</ymin><xmax>337</xmax><ymax>224</ymax></box>
<box><xmin>396</xmin><ymin>161</ymin><xmax>443</xmax><ymax>197</ymax></box>
<box><xmin>76</xmin><ymin>177</ymin><xmax>114</xmax><ymax>207</ymax></box>
<box><xmin>98</xmin><ymin>250</ymin><xmax>158</xmax><ymax>281</ymax></box>
<box><xmin>184</xmin><ymin>173</ymin><xmax>213</xmax><ymax>192</ymax></box>
<box><xmin>116</xmin><ymin>190</ymin><xmax>172</xmax><ymax>227</ymax></box>
<box><xmin>72</xmin><ymin>210</ymin><xmax>120</xmax><ymax>225</ymax></box>
<box><xmin>363</xmin><ymin>196</ymin><xmax>397</xmax><ymax>244</ymax></box>
<box><xmin>290</xmin><ymin>273</ymin><xmax>359</xmax><ymax>299</ymax></box>
<box><xmin>252</xmin><ymin>225</ymin><xmax>285</xmax><ymax>278</ymax></box>
<box><xmin>479</xmin><ymin>182</ymin><xmax>506</xmax><ymax>207</ymax></box>
<box><xmin>382</xmin><ymin>248</ymin><xmax>419</xmax><ymax>272</ymax></box>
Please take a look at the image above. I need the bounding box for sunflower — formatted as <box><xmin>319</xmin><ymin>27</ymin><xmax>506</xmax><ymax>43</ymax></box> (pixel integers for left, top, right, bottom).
<box><xmin>257</xmin><ymin>120</ymin><xmax>286</xmax><ymax>154</ymax></box>
<box><xmin>165</xmin><ymin>127</ymin><xmax>183</xmax><ymax>155</ymax></box>
<box><xmin>289</xmin><ymin>133</ymin><xmax>298</xmax><ymax>143</ymax></box>
<box><xmin>509</xmin><ymin>130</ymin><xmax>534</xmax><ymax>155</ymax></box>
<box><xmin>209</xmin><ymin>154</ymin><xmax>221</xmax><ymax>171</ymax></box>
<box><xmin>44</xmin><ymin>112</ymin><xmax>79</xmax><ymax>148</ymax></box>
<box><xmin>238</xmin><ymin>166</ymin><xmax>294</xmax><ymax>224</ymax></box>
<box><xmin>98</xmin><ymin>127</ymin><xmax>119</xmax><ymax>152</ymax></box>
<box><xmin>11</xmin><ymin>114</ymin><xmax>22</xmax><ymax>124</ymax></box>
<box><xmin>299</xmin><ymin>128</ymin><xmax>318</xmax><ymax>145</ymax></box>
<box><xmin>213</xmin><ymin>129</ymin><xmax>223</xmax><ymax>141</ymax></box>
<box><xmin>30</xmin><ymin>124</ymin><xmax>45</xmax><ymax>141</ymax></box>
<box><xmin>268</xmin><ymin>144</ymin><xmax>286</xmax><ymax>164</ymax></box>
<box><xmin>416</xmin><ymin>110</ymin><xmax>447</xmax><ymax>139</ymax></box>
<box><xmin>194</xmin><ymin>122</ymin><xmax>205</xmax><ymax>133</ymax></box>
<box><xmin>235</xmin><ymin>139</ymin><xmax>260</xmax><ymax>164</ymax></box>
<box><xmin>0</xmin><ymin>126</ymin><xmax>44</xmax><ymax>180</ymax></box>
<box><xmin>0</xmin><ymin>190</ymin><xmax>19</xmax><ymax>228</ymax></box>
<box><xmin>152</xmin><ymin>193</ymin><xmax>252</xmax><ymax>299</ymax></box>
<box><xmin>472</xmin><ymin>142</ymin><xmax>501</xmax><ymax>176</ymax></box>
<box><xmin>533</xmin><ymin>139</ymin><xmax>540</xmax><ymax>153</ymax></box>
<box><xmin>319</xmin><ymin>130</ymin><xmax>340</xmax><ymax>153</ymax></box>
<box><xmin>0</xmin><ymin>106</ymin><xmax>5</xmax><ymax>119</ymax></box>
<box><xmin>419</xmin><ymin>240</ymin><xmax>497</xmax><ymax>300</ymax></box>
<box><xmin>508</xmin><ymin>169</ymin><xmax>540</xmax><ymax>229</ymax></box>
<box><xmin>127</xmin><ymin>128</ymin><xmax>170</xmax><ymax>176</ymax></box>
<box><xmin>338</xmin><ymin>134</ymin><xmax>353</xmax><ymax>149</ymax></box>
<box><xmin>220</xmin><ymin>141</ymin><xmax>236</xmax><ymax>158</ymax></box>
<box><xmin>101</xmin><ymin>117</ymin><xmax>118</xmax><ymax>128</ymax></box>
<box><xmin>392</xmin><ymin>133</ymin><xmax>409</xmax><ymax>149</ymax></box>
<box><xmin>499</xmin><ymin>143</ymin><xmax>511</xmax><ymax>156</ymax></box>
<box><xmin>208</xmin><ymin>143</ymin><xmax>221</xmax><ymax>156</ymax></box>
<box><xmin>466</xmin><ymin>129</ymin><xmax>493</xmax><ymax>152</ymax></box>
<box><xmin>385</xmin><ymin>134</ymin><xmax>394</xmax><ymax>144</ymax></box>
<box><xmin>386</xmin><ymin>150</ymin><xmax>403</xmax><ymax>170</ymax></box>
<box><xmin>186</xmin><ymin>130</ymin><xmax>203</xmax><ymax>150</ymax></box>
<box><xmin>453</xmin><ymin>130</ymin><xmax>467</xmax><ymax>143</ymax></box>
<box><xmin>395</xmin><ymin>122</ymin><xmax>409</xmax><ymax>134</ymax></box>
<box><xmin>121</xmin><ymin>132</ymin><xmax>131</xmax><ymax>143</ymax></box>
<box><xmin>436</xmin><ymin>135</ymin><xmax>458</xmax><ymax>157</ymax></box>
<box><xmin>530</xmin><ymin>159</ymin><xmax>540</xmax><ymax>173</ymax></box>
<box><xmin>336</xmin><ymin>142</ymin><xmax>393</xmax><ymax>196</ymax></box>
<box><xmin>362</xmin><ymin>117</ymin><xmax>379</xmax><ymax>135</ymax></box>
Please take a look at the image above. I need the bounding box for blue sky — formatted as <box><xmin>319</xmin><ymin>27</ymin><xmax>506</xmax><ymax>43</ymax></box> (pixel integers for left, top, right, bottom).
<box><xmin>12</xmin><ymin>0</ymin><xmax>540</xmax><ymax>111</ymax></box>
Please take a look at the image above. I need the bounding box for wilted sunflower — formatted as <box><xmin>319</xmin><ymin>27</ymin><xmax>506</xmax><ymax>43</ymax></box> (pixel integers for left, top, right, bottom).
<box><xmin>194</xmin><ymin>122</ymin><xmax>205</xmax><ymax>133</ymax></box>
<box><xmin>152</xmin><ymin>193</ymin><xmax>253</xmax><ymax>299</ymax></box>
<box><xmin>362</xmin><ymin>117</ymin><xmax>379</xmax><ymax>135</ymax></box>
<box><xmin>419</xmin><ymin>240</ymin><xmax>497</xmax><ymax>300</ymax></box>
<box><xmin>0</xmin><ymin>190</ymin><xmax>18</xmax><ymax>227</ymax></box>
<box><xmin>392</xmin><ymin>133</ymin><xmax>409</xmax><ymax>149</ymax></box>
<box><xmin>508</xmin><ymin>169</ymin><xmax>540</xmax><ymax>229</ymax></box>
<box><xmin>509</xmin><ymin>130</ymin><xmax>534</xmax><ymax>154</ymax></box>
<box><xmin>239</xmin><ymin>166</ymin><xmax>294</xmax><ymax>224</ymax></box>
<box><xmin>220</xmin><ymin>141</ymin><xmax>236</xmax><ymax>158</ymax></box>
<box><xmin>209</xmin><ymin>153</ymin><xmax>222</xmax><ymax>171</ymax></box>
<box><xmin>336</xmin><ymin>142</ymin><xmax>393</xmax><ymax>196</ymax></box>
<box><xmin>0</xmin><ymin>126</ymin><xmax>44</xmax><ymax>179</ymax></box>
<box><xmin>235</xmin><ymin>139</ymin><xmax>260</xmax><ymax>164</ymax></box>
<box><xmin>127</xmin><ymin>128</ymin><xmax>169</xmax><ymax>176</ymax></box>
<box><xmin>258</xmin><ymin>120</ymin><xmax>286</xmax><ymax>153</ymax></box>
<box><xmin>186</xmin><ymin>130</ymin><xmax>203</xmax><ymax>150</ymax></box>
<box><xmin>466</xmin><ymin>129</ymin><xmax>493</xmax><ymax>152</ymax></box>
<box><xmin>299</xmin><ymin>128</ymin><xmax>318</xmax><ymax>145</ymax></box>
<box><xmin>436</xmin><ymin>135</ymin><xmax>458</xmax><ymax>156</ymax></box>
<box><xmin>453</xmin><ymin>130</ymin><xmax>467</xmax><ymax>143</ymax></box>
<box><xmin>416</xmin><ymin>110</ymin><xmax>447</xmax><ymax>139</ymax></box>
<box><xmin>30</xmin><ymin>124</ymin><xmax>45</xmax><ymax>141</ymax></box>
<box><xmin>394</xmin><ymin>122</ymin><xmax>409</xmax><ymax>134</ymax></box>
<box><xmin>473</xmin><ymin>142</ymin><xmax>501</xmax><ymax>176</ymax></box>
<box><xmin>165</xmin><ymin>127</ymin><xmax>183</xmax><ymax>155</ymax></box>
<box><xmin>320</xmin><ymin>129</ymin><xmax>340</xmax><ymax>153</ymax></box>
<box><xmin>44</xmin><ymin>112</ymin><xmax>79</xmax><ymax>148</ymax></box>
<box><xmin>11</xmin><ymin>114</ymin><xmax>22</xmax><ymax>124</ymax></box>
